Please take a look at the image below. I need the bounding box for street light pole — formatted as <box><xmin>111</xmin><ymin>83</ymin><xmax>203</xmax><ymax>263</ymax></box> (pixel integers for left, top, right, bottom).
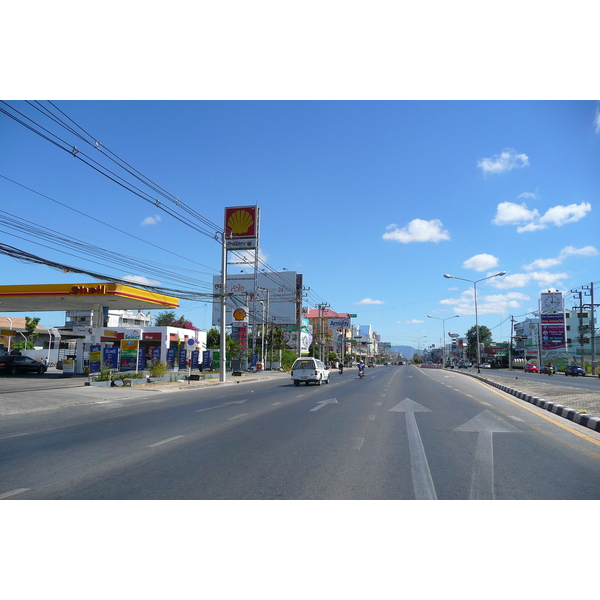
<box><xmin>427</xmin><ymin>314</ymin><xmax>459</xmax><ymax>366</ymax></box>
<box><xmin>443</xmin><ymin>271</ymin><xmax>506</xmax><ymax>373</ymax></box>
<box><xmin>409</xmin><ymin>335</ymin><xmax>427</xmax><ymax>362</ymax></box>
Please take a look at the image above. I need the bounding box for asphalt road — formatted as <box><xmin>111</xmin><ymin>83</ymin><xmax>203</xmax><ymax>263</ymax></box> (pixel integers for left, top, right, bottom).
<box><xmin>1</xmin><ymin>365</ymin><xmax>600</xmax><ymax>499</ymax></box>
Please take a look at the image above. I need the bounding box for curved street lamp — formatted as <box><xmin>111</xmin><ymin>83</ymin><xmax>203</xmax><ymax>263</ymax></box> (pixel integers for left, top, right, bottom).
<box><xmin>427</xmin><ymin>314</ymin><xmax>459</xmax><ymax>366</ymax></box>
<box><xmin>443</xmin><ymin>271</ymin><xmax>506</xmax><ymax>372</ymax></box>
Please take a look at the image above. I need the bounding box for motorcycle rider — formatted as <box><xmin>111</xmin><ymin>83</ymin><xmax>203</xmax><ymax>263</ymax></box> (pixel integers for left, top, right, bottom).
<box><xmin>358</xmin><ymin>360</ymin><xmax>366</xmax><ymax>377</ymax></box>
<box><xmin>339</xmin><ymin>360</ymin><xmax>344</xmax><ymax>374</ymax></box>
<box><xmin>546</xmin><ymin>362</ymin><xmax>555</xmax><ymax>375</ymax></box>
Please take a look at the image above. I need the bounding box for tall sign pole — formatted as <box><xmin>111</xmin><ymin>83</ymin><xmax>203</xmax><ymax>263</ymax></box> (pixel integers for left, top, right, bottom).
<box><xmin>219</xmin><ymin>231</ymin><xmax>227</xmax><ymax>383</ymax></box>
<box><xmin>222</xmin><ymin>206</ymin><xmax>260</xmax><ymax>380</ymax></box>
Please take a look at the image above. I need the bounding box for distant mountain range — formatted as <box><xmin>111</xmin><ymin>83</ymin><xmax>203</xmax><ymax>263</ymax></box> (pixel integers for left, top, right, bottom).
<box><xmin>390</xmin><ymin>345</ymin><xmax>416</xmax><ymax>358</ymax></box>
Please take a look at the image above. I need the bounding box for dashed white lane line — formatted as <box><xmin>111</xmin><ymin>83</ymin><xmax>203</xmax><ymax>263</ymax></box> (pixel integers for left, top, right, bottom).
<box><xmin>509</xmin><ymin>416</ymin><xmax>525</xmax><ymax>422</ymax></box>
<box><xmin>0</xmin><ymin>488</ymin><xmax>30</xmax><ymax>499</ymax></box>
<box><xmin>228</xmin><ymin>413</ymin><xmax>249</xmax><ymax>421</ymax></box>
<box><xmin>352</xmin><ymin>438</ymin><xmax>365</xmax><ymax>451</ymax></box>
<box><xmin>147</xmin><ymin>435</ymin><xmax>185</xmax><ymax>448</ymax></box>
<box><xmin>368</xmin><ymin>414</ymin><xmax>376</xmax><ymax>421</ymax></box>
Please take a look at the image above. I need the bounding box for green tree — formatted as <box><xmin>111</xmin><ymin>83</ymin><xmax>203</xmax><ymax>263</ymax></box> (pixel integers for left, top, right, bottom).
<box><xmin>154</xmin><ymin>310</ymin><xmax>177</xmax><ymax>326</ymax></box>
<box><xmin>207</xmin><ymin>328</ymin><xmax>221</xmax><ymax>348</ymax></box>
<box><xmin>412</xmin><ymin>353</ymin><xmax>423</xmax><ymax>364</ymax></box>
<box><xmin>465</xmin><ymin>325</ymin><xmax>492</xmax><ymax>359</ymax></box>
<box><xmin>25</xmin><ymin>316</ymin><xmax>41</xmax><ymax>346</ymax></box>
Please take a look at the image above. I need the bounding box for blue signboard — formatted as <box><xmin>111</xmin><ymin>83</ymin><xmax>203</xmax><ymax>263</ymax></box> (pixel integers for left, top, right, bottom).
<box><xmin>191</xmin><ymin>350</ymin><xmax>199</xmax><ymax>370</ymax></box>
<box><xmin>202</xmin><ymin>350</ymin><xmax>212</xmax><ymax>371</ymax></box>
<box><xmin>251</xmin><ymin>353</ymin><xmax>258</xmax><ymax>368</ymax></box>
<box><xmin>151</xmin><ymin>346</ymin><xmax>161</xmax><ymax>364</ymax></box>
<box><xmin>89</xmin><ymin>344</ymin><xmax>102</xmax><ymax>374</ymax></box>
<box><xmin>103</xmin><ymin>347</ymin><xmax>119</xmax><ymax>370</ymax></box>
<box><xmin>166</xmin><ymin>348</ymin><xmax>175</xmax><ymax>369</ymax></box>
<box><xmin>179</xmin><ymin>349</ymin><xmax>187</xmax><ymax>370</ymax></box>
<box><xmin>138</xmin><ymin>348</ymin><xmax>145</xmax><ymax>371</ymax></box>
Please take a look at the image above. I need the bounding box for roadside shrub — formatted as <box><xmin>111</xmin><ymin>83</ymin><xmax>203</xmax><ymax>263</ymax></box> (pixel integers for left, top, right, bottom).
<box><xmin>149</xmin><ymin>362</ymin><xmax>168</xmax><ymax>378</ymax></box>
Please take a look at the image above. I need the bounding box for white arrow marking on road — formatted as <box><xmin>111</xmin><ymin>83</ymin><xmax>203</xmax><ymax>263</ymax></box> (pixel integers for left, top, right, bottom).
<box><xmin>310</xmin><ymin>398</ymin><xmax>338</xmax><ymax>411</ymax></box>
<box><xmin>455</xmin><ymin>410</ymin><xmax>521</xmax><ymax>500</ymax></box>
<box><xmin>389</xmin><ymin>398</ymin><xmax>437</xmax><ymax>500</ymax></box>
<box><xmin>196</xmin><ymin>400</ymin><xmax>247</xmax><ymax>413</ymax></box>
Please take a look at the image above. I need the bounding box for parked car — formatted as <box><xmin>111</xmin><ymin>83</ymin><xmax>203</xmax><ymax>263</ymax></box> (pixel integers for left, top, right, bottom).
<box><xmin>565</xmin><ymin>364</ymin><xmax>585</xmax><ymax>377</ymax></box>
<box><xmin>481</xmin><ymin>363</ymin><xmax>491</xmax><ymax>369</ymax></box>
<box><xmin>457</xmin><ymin>361</ymin><xmax>467</xmax><ymax>368</ymax></box>
<box><xmin>290</xmin><ymin>358</ymin><xmax>330</xmax><ymax>386</ymax></box>
<box><xmin>524</xmin><ymin>363</ymin><xmax>538</xmax><ymax>373</ymax></box>
<box><xmin>0</xmin><ymin>355</ymin><xmax>48</xmax><ymax>375</ymax></box>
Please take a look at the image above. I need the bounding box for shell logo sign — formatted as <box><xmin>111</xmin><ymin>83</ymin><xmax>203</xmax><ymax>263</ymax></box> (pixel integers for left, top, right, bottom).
<box><xmin>232</xmin><ymin>307</ymin><xmax>249</xmax><ymax>323</ymax></box>
<box><xmin>224</xmin><ymin>206</ymin><xmax>259</xmax><ymax>249</ymax></box>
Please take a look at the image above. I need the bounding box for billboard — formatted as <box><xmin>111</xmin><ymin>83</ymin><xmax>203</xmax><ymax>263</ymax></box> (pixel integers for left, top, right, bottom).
<box><xmin>212</xmin><ymin>271</ymin><xmax>301</xmax><ymax>326</ymax></box>
<box><xmin>224</xmin><ymin>206</ymin><xmax>259</xmax><ymax>250</ymax></box>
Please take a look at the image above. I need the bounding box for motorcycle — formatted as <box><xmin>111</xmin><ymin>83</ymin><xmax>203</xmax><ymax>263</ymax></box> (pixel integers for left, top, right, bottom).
<box><xmin>547</xmin><ymin>366</ymin><xmax>555</xmax><ymax>376</ymax></box>
<box><xmin>339</xmin><ymin>365</ymin><xmax>344</xmax><ymax>375</ymax></box>
<box><xmin>358</xmin><ymin>369</ymin><xmax>365</xmax><ymax>379</ymax></box>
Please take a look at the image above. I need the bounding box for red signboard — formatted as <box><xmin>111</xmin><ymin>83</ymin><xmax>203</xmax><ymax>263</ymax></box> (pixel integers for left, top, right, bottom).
<box><xmin>224</xmin><ymin>206</ymin><xmax>258</xmax><ymax>238</ymax></box>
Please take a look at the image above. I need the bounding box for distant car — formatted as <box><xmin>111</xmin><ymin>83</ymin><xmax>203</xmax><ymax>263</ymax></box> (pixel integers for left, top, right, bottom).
<box><xmin>0</xmin><ymin>355</ymin><xmax>48</xmax><ymax>376</ymax></box>
<box><xmin>457</xmin><ymin>361</ymin><xmax>467</xmax><ymax>368</ymax></box>
<box><xmin>481</xmin><ymin>363</ymin><xmax>491</xmax><ymax>369</ymax></box>
<box><xmin>524</xmin><ymin>363</ymin><xmax>538</xmax><ymax>373</ymax></box>
<box><xmin>565</xmin><ymin>364</ymin><xmax>585</xmax><ymax>377</ymax></box>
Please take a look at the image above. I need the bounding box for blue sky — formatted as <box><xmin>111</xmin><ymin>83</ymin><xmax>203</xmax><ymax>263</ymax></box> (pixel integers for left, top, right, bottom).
<box><xmin>2</xmin><ymin>100</ymin><xmax>599</xmax><ymax>349</ymax></box>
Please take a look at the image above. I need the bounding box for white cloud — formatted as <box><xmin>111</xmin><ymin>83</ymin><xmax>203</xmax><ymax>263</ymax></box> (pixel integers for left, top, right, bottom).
<box><xmin>440</xmin><ymin>290</ymin><xmax>530</xmax><ymax>315</ymax></box>
<box><xmin>477</xmin><ymin>148</ymin><xmax>529</xmax><ymax>175</ymax></box>
<box><xmin>122</xmin><ymin>275</ymin><xmax>161</xmax><ymax>286</ymax></box>
<box><xmin>524</xmin><ymin>245</ymin><xmax>598</xmax><ymax>271</ymax></box>
<box><xmin>493</xmin><ymin>202</ymin><xmax>539</xmax><ymax>226</ymax></box>
<box><xmin>462</xmin><ymin>253</ymin><xmax>499</xmax><ymax>272</ymax></box>
<box><xmin>355</xmin><ymin>298</ymin><xmax>384</xmax><ymax>305</ymax></box>
<box><xmin>382</xmin><ymin>219</ymin><xmax>450</xmax><ymax>243</ymax></box>
<box><xmin>397</xmin><ymin>319</ymin><xmax>424</xmax><ymax>324</ymax></box>
<box><xmin>538</xmin><ymin>202</ymin><xmax>592</xmax><ymax>227</ymax></box>
<box><xmin>489</xmin><ymin>271</ymin><xmax>569</xmax><ymax>290</ymax></box>
<box><xmin>595</xmin><ymin>107</ymin><xmax>600</xmax><ymax>133</ymax></box>
<box><xmin>518</xmin><ymin>191</ymin><xmax>540</xmax><ymax>200</ymax></box>
<box><xmin>493</xmin><ymin>201</ymin><xmax>592</xmax><ymax>232</ymax></box>
<box><xmin>141</xmin><ymin>215</ymin><xmax>162</xmax><ymax>226</ymax></box>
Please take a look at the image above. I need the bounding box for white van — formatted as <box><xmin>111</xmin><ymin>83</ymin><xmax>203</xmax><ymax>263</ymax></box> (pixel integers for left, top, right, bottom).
<box><xmin>290</xmin><ymin>358</ymin><xmax>330</xmax><ymax>386</ymax></box>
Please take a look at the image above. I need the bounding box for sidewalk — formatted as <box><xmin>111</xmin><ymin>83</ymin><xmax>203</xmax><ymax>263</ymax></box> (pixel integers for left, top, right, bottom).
<box><xmin>0</xmin><ymin>370</ymin><xmax>290</xmax><ymax>416</ymax></box>
<box><xmin>458</xmin><ymin>370</ymin><xmax>600</xmax><ymax>433</ymax></box>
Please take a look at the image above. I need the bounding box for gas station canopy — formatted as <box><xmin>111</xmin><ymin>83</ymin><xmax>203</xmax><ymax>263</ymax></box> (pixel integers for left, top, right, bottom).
<box><xmin>0</xmin><ymin>282</ymin><xmax>179</xmax><ymax>313</ymax></box>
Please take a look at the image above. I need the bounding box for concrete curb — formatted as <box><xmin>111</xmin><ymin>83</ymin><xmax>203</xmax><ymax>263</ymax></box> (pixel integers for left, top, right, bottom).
<box><xmin>462</xmin><ymin>372</ymin><xmax>600</xmax><ymax>433</ymax></box>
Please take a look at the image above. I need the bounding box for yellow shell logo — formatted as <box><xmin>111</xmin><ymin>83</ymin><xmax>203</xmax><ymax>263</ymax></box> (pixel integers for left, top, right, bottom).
<box><xmin>233</xmin><ymin>308</ymin><xmax>247</xmax><ymax>321</ymax></box>
<box><xmin>227</xmin><ymin>209</ymin><xmax>254</xmax><ymax>235</ymax></box>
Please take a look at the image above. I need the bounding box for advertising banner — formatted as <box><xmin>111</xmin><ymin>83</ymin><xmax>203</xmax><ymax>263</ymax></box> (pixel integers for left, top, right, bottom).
<box><xmin>212</xmin><ymin>270</ymin><xmax>299</xmax><ymax>326</ymax></box>
<box><xmin>151</xmin><ymin>346</ymin><xmax>161</xmax><ymax>364</ymax></box>
<box><xmin>89</xmin><ymin>344</ymin><xmax>102</xmax><ymax>374</ymax></box>
<box><xmin>202</xmin><ymin>350</ymin><xmax>212</xmax><ymax>370</ymax></box>
<box><xmin>329</xmin><ymin>318</ymin><xmax>351</xmax><ymax>329</ymax></box>
<box><xmin>138</xmin><ymin>348</ymin><xmax>145</xmax><ymax>371</ymax></box>
<box><xmin>120</xmin><ymin>339</ymin><xmax>139</xmax><ymax>371</ymax></box>
<box><xmin>191</xmin><ymin>350</ymin><xmax>199</xmax><ymax>370</ymax></box>
<box><xmin>103</xmin><ymin>347</ymin><xmax>119</xmax><ymax>370</ymax></box>
<box><xmin>540</xmin><ymin>312</ymin><xmax>567</xmax><ymax>367</ymax></box>
<box><xmin>166</xmin><ymin>348</ymin><xmax>175</xmax><ymax>369</ymax></box>
<box><xmin>178</xmin><ymin>348</ymin><xmax>187</xmax><ymax>370</ymax></box>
